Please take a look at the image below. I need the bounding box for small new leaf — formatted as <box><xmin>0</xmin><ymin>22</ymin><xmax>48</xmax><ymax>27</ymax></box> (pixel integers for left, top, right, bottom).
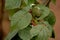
<box><xmin>34</xmin><ymin>5</ymin><xmax>50</xmax><ymax>20</ymax></box>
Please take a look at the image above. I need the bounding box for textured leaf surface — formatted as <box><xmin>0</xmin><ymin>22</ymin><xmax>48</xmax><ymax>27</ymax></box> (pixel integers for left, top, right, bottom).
<box><xmin>30</xmin><ymin>21</ymin><xmax>52</xmax><ymax>40</ymax></box>
<box><xmin>35</xmin><ymin>27</ymin><xmax>50</xmax><ymax>40</ymax></box>
<box><xmin>11</xmin><ymin>8</ymin><xmax>32</xmax><ymax>29</ymax></box>
<box><xmin>18</xmin><ymin>26</ymin><xmax>31</xmax><ymax>40</ymax></box>
<box><xmin>5</xmin><ymin>0</ymin><xmax>21</xmax><ymax>9</ymax></box>
<box><xmin>30</xmin><ymin>25</ymin><xmax>44</xmax><ymax>37</ymax></box>
<box><xmin>5</xmin><ymin>8</ymin><xmax>32</xmax><ymax>40</ymax></box>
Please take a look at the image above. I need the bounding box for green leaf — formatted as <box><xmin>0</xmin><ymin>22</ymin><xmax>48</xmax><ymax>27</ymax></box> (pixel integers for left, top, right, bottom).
<box><xmin>35</xmin><ymin>22</ymin><xmax>52</xmax><ymax>40</ymax></box>
<box><xmin>34</xmin><ymin>5</ymin><xmax>50</xmax><ymax>20</ymax></box>
<box><xmin>44</xmin><ymin>11</ymin><xmax>56</xmax><ymax>26</ymax></box>
<box><xmin>18</xmin><ymin>26</ymin><xmax>31</xmax><ymax>40</ymax></box>
<box><xmin>39</xmin><ymin>21</ymin><xmax>53</xmax><ymax>36</ymax></box>
<box><xmin>35</xmin><ymin>27</ymin><xmax>49</xmax><ymax>40</ymax></box>
<box><xmin>30</xmin><ymin>25</ymin><xmax>45</xmax><ymax>37</ymax></box>
<box><xmin>11</xmin><ymin>10</ymin><xmax>32</xmax><ymax>29</ymax></box>
<box><xmin>30</xmin><ymin>21</ymin><xmax>52</xmax><ymax>40</ymax></box>
<box><xmin>42</xmin><ymin>21</ymin><xmax>53</xmax><ymax>34</ymax></box>
<box><xmin>5</xmin><ymin>7</ymin><xmax>32</xmax><ymax>40</ymax></box>
<box><xmin>5</xmin><ymin>0</ymin><xmax>21</xmax><ymax>9</ymax></box>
